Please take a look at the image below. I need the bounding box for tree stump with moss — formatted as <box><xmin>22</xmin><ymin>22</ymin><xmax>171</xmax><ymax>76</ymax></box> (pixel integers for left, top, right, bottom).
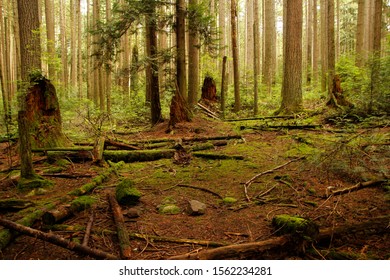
<box><xmin>201</xmin><ymin>76</ymin><xmax>217</xmax><ymax>102</ymax></box>
<box><xmin>24</xmin><ymin>74</ymin><xmax>70</xmax><ymax>149</ymax></box>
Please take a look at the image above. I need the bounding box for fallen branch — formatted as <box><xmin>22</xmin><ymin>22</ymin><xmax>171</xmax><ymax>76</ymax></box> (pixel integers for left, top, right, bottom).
<box><xmin>244</xmin><ymin>157</ymin><xmax>305</xmax><ymax>201</ymax></box>
<box><xmin>168</xmin><ymin>235</ymin><xmax>291</xmax><ymax>260</ymax></box>
<box><xmin>0</xmin><ymin>216</ymin><xmax>118</xmax><ymax>260</ymax></box>
<box><xmin>225</xmin><ymin>115</ymin><xmax>295</xmax><ymax>122</ymax></box>
<box><xmin>197</xmin><ymin>103</ymin><xmax>220</xmax><ymax>120</ymax></box>
<box><xmin>105</xmin><ymin>138</ymin><xmax>141</xmax><ymax>150</ymax></box>
<box><xmin>82</xmin><ymin>210</ymin><xmax>94</xmax><ymax>247</ymax></box>
<box><xmin>108</xmin><ymin>193</ymin><xmax>132</xmax><ymax>259</ymax></box>
<box><xmin>326</xmin><ymin>179</ymin><xmax>387</xmax><ymax>197</ymax></box>
<box><xmin>241</xmin><ymin>124</ymin><xmax>321</xmax><ymax>131</ymax></box>
<box><xmin>173</xmin><ymin>184</ymin><xmax>223</xmax><ymax>199</ymax></box>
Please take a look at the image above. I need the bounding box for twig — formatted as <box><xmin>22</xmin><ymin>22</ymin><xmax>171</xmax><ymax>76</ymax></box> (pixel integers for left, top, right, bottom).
<box><xmin>175</xmin><ymin>184</ymin><xmax>223</xmax><ymax>199</ymax></box>
<box><xmin>244</xmin><ymin>156</ymin><xmax>305</xmax><ymax>201</ymax></box>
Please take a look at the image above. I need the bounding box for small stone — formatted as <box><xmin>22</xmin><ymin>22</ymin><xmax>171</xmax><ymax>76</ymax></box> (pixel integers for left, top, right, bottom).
<box><xmin>187</xmin><ymin>200</ymin><xmax>207</xmax><ymax>216</ymax></box>
<box><xmin>124</xmin><ymin>208</ymin><xmax>140</xmax><ymax>218</ymax></box>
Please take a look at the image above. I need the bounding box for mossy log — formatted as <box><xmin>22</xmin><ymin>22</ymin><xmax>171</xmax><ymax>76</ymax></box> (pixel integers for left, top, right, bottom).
<box><xmin>115</xmin><ymin>179</ymin><xmax>142</xmax><ymax>206</ymax></box>
<box><xmin>107</xmin><ymin>193</ymin><xmax>132</xmax><ymax>259</ymax></box>
<box><xmin>240</xmin><ymin>124</ymin><xmax>321</xmax><ymax>131</ymax></box>
<box><xmin>272</xmin><ymin>214</ymin><xmax>319</xmax><ymax>241</ymax></box>
<box><xmin>0</xmin><ymin>216</ymin><xmax>118</xmax><ymax>260</ymax></box>
<box><xmin>104</xmin><ymin>138</ymin><xmax>140</xmax><ymax>150</ymax></box>
<box><xmin>192</xmin><ymin>152</ymin><xmax>244</xmax><ymax>160</ymax></box>
<box><xmin>0</xmin><ymin>199</ymin><xmax>34</xmax><ymax>210</ymax></box>
<box><xmin>103</xmin><ymin>149</ymin><xmax>175</xmax><ymax>163</ymax></box>
<box><xmin>225</xmin><ymin>115</ymin><xmax>295</xmax><ymax>122</ymax></box>
<box><xmin>42</xmin><ymin>196</ymin><xmax>97</xmax><ymax>225</ymax></box>
<box><xmin>0</xmin><ymin>203</ymin><xmax>56</xmax><ymax>249</ymax></box>
<box><xmin>47</xmin><ymin>150</ymin><xmax>94</xmax><ymax>162</ymax></box>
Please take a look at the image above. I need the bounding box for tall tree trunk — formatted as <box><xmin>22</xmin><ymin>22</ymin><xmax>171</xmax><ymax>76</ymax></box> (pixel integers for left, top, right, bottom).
<box><xmin>219</xmin><ymin>0</ymin><xmax>227</xmax><ymax>93</ymax></box>
<box><xmin>70</xmin><ymin>0</ymin><xmax>77</xmax><ymax>89</ymax></box>
<box><xmin>231</xmin><ymin>0</ymin><xmax>240</xmax><ymax>112</ymax></box>
<box><xmin>59</xmin><ymin>0</ymin><xmax>68</xmax><ymax>95</ymax></box>
<box><xmin>320</xmin><ymin>0</ymin><xmax>328</xmax><ymax>93</ymax></box>
<box><xmin>278</xmin><ymin>0</ymin><xmax>303</xmax><ymax>114</ymax></box>
<box><xmin>176</xmin><ymin>0</ymin><xmax>187</xmax><ymax>100</ymax></box>
<box><xmin>306</xmin><ymin>0</ymin><xmax>313</xmax><ymax>85</ymax></box>
<box><xmin>253</xmin><ymin>0</ymin><xmax>260</xmax><ymax>115</ymax></box>
<box><xmin>327</xmin><ymin>0</ymin><xmax>335</xmax><ymax>99</ymax></box>
<box><xmin>188</xmin><ymin>0</ymin><xmax>200</xmax><ymax>109</ymax></box>
<box><xmin>17</xmin><ymin>0</ymin><xmax>41</xmax><ymax>179</ymax></box>
<box><xmin>263</xmin><ymin>0</ymin><xmax>276</xmax><ymax>95</ymax></box>
<box><xmin>246</xmin><ymin>0</ymin><xmax>254</xmax><ymax>80</ymax></box>
<box><xmin>312</xmin><ymin>0</ymin><xmax>319</xmax><ymax>85</ymax></box>
<box><xmin>145</xmin><ymin>0</ymin><xmax>162</xmax><ymax>125</ymax></box>
<box><xmin>355</xmin><ymin>0</ymin><xmax>365</xmax><ymax>67</ymax></box>
<box><xmin>77</xmin><ymin>0</ymin><xmax>83</xmax><ymax>99</ymax></box>
<box><xmin>105</xmin><ymin>0</ymin><xmax>111</xmax><ymax>113</ymax></box>
<box><xmin>44</xmin><ymin>0</ymin><xmax>55</xmax><ymax>79</ymax></box>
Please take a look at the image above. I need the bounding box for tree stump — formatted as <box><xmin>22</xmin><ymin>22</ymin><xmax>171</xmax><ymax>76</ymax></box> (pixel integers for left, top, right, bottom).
<box><xmin>201</xmin><ymin>76</ymin><xmax>217</xmax><ymax>102</ymax></box>
<box><xmin>24</xmin><ymin>74</ymin><xmax>70</xmax><ymax>148</ymax></box>
<box><xmin>326</xmin><ymin>75</ymin><xmax>354</xmax><ymax>108</ymax></box>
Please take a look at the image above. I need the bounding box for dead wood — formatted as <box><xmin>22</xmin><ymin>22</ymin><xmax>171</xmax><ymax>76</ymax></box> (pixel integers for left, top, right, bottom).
<box><xmin>82</xmin><ymin>210</ymin><xmax>94</xmax><ymax>247</ymax></box>
<box><xmin>0</xmin><ymin>199</ymin><xmax>34</xmax><ymax>210</ymax></box>
<box><xmin>192</xmin><ymin>152</ymin><xmax>244</xmax><ymax>160</ymax></box>
<box><xmin>244</xmin><ymin>157</ymin><xmax>305</xmax><ymax>201</ymax></box>
<box><xmin>41</xmin><ymin>173</ymin><xmax>94</xmax><ymax>178</ymax></box>
<box><xmin>182</xmin><ymin>134</ymin><xmax>242</xmax><ymax>143</ymax></box>
<box><xmin>197</xmin><ymin>103</ymin><xmax>220</xmax><ymax>120</ymax></box>
<box><xmin>103</xmin><ymin>149</ymin><xmax>175</xmax><ymax>163</ymax></box>
<box><xmin>92</xmin><ymin>136</ymin><xmax>106</xmax><ymax>164</ymax></box>
<box><xmin>105</xmin><ymin>138</ymin><xmax>141</xmax><ymax>150</ymax></box>
<box><xmin>42</xmin><ymin>205</ymin><xmax>73</xmax><ymax>225</ymax></box>
<box><xmin>326</xmin><ymin>179</ymin><xmax>387</xmax><ymax>197</ymax></box>
<box><xmin>107</xmin><ymin>192</ymin><xmax>132</xmax><ymax>259</ymax></box>
<box><xmin>47</xmin><ymin>150</ymin><xmax>94</xmax><ymax>162</ymax></box>
<box><xmin>241</xmin><ymin>124</ymin><xmax>321</xmax><ymax>131</ymax></box>
<box><xmin>168</xmin><ymin>235</ymin><xmax>291</xmax><ymax>260</ymax></box>
<box><xmin>0</xmin><ymin>216</ymin><xmax>118</xmax><ymax>260</ymax></box>
<box><xmin>225</xmin><ymin>115</ymin><xmax>295</xmax><ymax>122</ymax></box>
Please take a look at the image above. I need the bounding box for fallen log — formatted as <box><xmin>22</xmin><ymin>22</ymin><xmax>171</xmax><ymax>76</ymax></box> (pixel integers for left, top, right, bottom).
<box><xmin>168</xmin><ymin>235</ymin><xmax>291</xmax><ymax>260</ymax></box>
<box><xmin>0</xmin><ymin>216</ymin><xmax>118</xmax><ymax>260</ymax></box>
<box><xmin>0</xmin><ymin>199</ymin><xmax>34</xmax><ymax>210</ymax></box>
<box><xmin>0</xmin><ymin>203</ymin><xmax>56</xmax><ymax>249</ymax></box>
<box><xmin>225</xmin><ymin>115</ymin><xmax>295</xmax><ymax>122</ymax></box>
<box><xmin>82</xmin><ymin>211</ymin><xmax>94</xmax><ymax>247</ymax></box>
<box><xmin>108</xmin><ymin>193</ymin><xmax>132</xmax><ymax>259</ymax></box>
<box><xmin>326</xmin><ymin>179</ymin><xmax>387</xmax><ymax>197</ymax></box>
<box><xmin>103</xmin><ymin>149</ymin><xmax>175</xmax><ymax>163</ymax></box>
<box><xmin>47</xmin><ymin>150</ymin><xmax>93</xmax><ymax>162</ymax></box>
<box><xmin>105</xmin><ymin>138</ymin><xmax>141</xmax><ymax>150</ymax></box>
<box><xmin>240</xmin><ymin>124</ymin><xmax>321</xmax><ymax>131</ymax></box>
<box><xmin>192</xmin><ymin>152</ymin><xmax>244</xmax><ymax>161</ymax></box>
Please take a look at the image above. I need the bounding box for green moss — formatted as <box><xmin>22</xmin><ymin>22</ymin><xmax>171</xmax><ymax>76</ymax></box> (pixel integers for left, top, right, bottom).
<box><xmin>272</xmin><ymin>214</ymin><xmax>319</xmax><ymax>241</ymax></box>
<box><xmin>115</xmin><ymin>178</ymin><xmax>142</xmax><ymax>206</ymax></box>
<box><xmin>43</xmin><ymin>166</ymin><xmax>64</xmax><ymax>174</ymax></box>
<box><xmin>222</xmin><ymin>197</ymin><xmax>237</xmax><ymax>204</ymax></box>
<box><xmin>70</xmin><ymin>196</ymin><xmax>97</xmax><ymax>212</ymax></box>
<box><xmin>17</xmin><ymin>176</ymin><xmax>54</xmax><ymax>192</ymax></box>
<box><xmin>158</xmin><ymin>204</ymin><xmax>181</xmax><ymax>215</ymax></box>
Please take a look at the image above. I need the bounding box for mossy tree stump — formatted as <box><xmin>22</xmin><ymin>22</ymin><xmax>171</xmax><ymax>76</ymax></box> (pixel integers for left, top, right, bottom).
<box><xmin>24</xmin><ymin>74</ymin><xmax>70</xmax><ymax>149</ymax></box>
<box><xmin>115</xmin><ymin>178</ymin><xmax>142</xmax><ymax>206</ymax></box>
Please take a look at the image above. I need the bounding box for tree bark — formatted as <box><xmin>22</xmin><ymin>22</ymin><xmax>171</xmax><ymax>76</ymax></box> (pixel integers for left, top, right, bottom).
<box><xmin>188</xmin><ymin>0</ymin><xmax>200</xmax><ymax>109</ymax></box>
<box><xmin>231</xmin><ymin>0</ymin><xmax>240</xmax><ymax>112</ymax></box>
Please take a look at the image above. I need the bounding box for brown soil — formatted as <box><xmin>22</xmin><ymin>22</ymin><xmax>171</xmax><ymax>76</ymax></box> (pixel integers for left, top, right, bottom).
<box><xmin>0</xmin><ymin>116</ymin><xmax>389</xmax><ymax>260</ymax></box>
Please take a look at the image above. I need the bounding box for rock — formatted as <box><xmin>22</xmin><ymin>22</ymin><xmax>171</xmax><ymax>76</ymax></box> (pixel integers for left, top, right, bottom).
<box><xmin>124</xmin><ymin>208</ymin><xmax>140</xmax><ymax>219</ymax></box>
<box><xmin>187</xmin><ymin>200</ymin><xmax>206</xmax><ymax>216</ymax></box>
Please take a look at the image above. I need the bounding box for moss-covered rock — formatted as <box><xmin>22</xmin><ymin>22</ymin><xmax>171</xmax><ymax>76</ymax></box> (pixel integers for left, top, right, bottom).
<box><xmin>115</xmin><ymin>178</ymin><xmax>142</xmax><ymax>206</ymax></box>
<box><xmin>272</xmin><ymin>214</ymin><xmax>319</xmax><ymax>241</ymax></box>
<box><xmin>158</xmin><ymin>204</ymin><xmax>181</xmax><ymax>215</ymax></box>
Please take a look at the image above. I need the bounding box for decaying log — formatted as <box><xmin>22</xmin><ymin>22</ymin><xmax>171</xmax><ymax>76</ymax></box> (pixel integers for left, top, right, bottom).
<box><xmin>107</xmin><ymin>193</ymin><xmax>132</xmax><ymax>259</ymax></box>
<box><xmin>0</xmin><ymin>216</ymin><xmax>118</xmax><ymax>260</ymax></box>
<box><xmin>225</xmin><ymin>115</ymin><xmax>295</xmax><ymax>122</ymax></box>
<box><xmin>0</xmin><ymin>199</ymin><xmax>34</xmax><ymax>210</ymax></box>
<box><xmin>105</xmin><ymin>138</ymin><xmax>141</xmax><ymax>150</ymax></box>
<box><xmin>240</xmin><ymin>124</ymin><xmax>321</xmax><ymax>131</ymax></box>
<box><xmin>168</xmin><ymin>235</ymin><xmax>291</xmax><ymax>260</ymax></box>
<box><xmin>47</xmin><ymin>150</ymin><xmax>93</xmax><ymax>162</ymax></box>
<box><xmin>326</xmin><ymin>180</ymin><xmax>387</xmax><ymax>197</ymax></box>
<box><xmin>197</xmin><ymin>103</ymin><xmax>220</xmax><ymax>120</ymax></box>
<box><xmin>192</xmin><ymin>152</ymin><xmax>244</xmax><ymax>160</ymax></box>
<box><xmin>0</xmin><ymin>203</ymin><xmax>56</xmax><ymax>249</ymax></box>
<box><xmin>42</xmin><ymin>205</ymin><xmax>73</xmax><ymax>225</ymax></box>
<box><xmin>103</xmin><ymin>149</ymin><xmax>175</xmax><ymax>163</ymax></box>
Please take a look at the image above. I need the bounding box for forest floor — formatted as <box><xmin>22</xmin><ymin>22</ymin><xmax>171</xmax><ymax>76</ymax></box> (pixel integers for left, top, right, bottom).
<box><xmin>0</xmin><ymin>111</ymin><xmax>389</xmax><ymax>260</ymax></box>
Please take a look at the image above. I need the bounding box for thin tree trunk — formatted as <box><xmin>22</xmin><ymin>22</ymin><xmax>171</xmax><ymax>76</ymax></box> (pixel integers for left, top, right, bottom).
<box><xmin>176</xmin><ymin>0</ymin><xmax>187</xmax><ymax>100</ymax></box>
<box><xmin>320</xmin><ymin>0</ymin><xmax>328</xmax><ymax>93</ymax></box>
<box><xmin>44</xmin><ymin>0</ymin><xmax>55</xmax><ymax>79</ymax></box>
<box><xmin>355</xmin><ymin>0</ymin><xmax>365</xmax><ymax>67</ymax></box>
<box><xmin>231</xmin><ymin>0</ymin><xmax>240</xmax><ymax>112</ymax></box>
<box><xmin>327</xmin><ymin>0</ymin><xmax>335</xmax><ymax>99</ymax></box>
<box><xmin>253</xmin><ymin>0</ymin><xmax>260</xmax><ymax>115</ymax></box>
<box><xmin>59</xmin><ymin>0</ymin><xmax>68</xmax><ymax>95</ymax></box>
<box><xmin>77</xmin><ymin>0</ymin><xmax>83</xmax><ymax>99</ymax></box>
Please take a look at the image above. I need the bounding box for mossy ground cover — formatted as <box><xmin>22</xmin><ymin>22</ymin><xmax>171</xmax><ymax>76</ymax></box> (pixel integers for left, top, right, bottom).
<box><xmin>0</xmin><ymin>116</ymin><xmax>389</xmax><ymax>260</ymax></box>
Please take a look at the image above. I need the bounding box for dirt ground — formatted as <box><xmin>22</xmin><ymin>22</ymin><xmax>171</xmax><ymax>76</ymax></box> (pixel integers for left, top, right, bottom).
<box><xmin>0</xmin><ymin>116</ymin><xmax>389</xmax><ymax>260</ymax></box>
